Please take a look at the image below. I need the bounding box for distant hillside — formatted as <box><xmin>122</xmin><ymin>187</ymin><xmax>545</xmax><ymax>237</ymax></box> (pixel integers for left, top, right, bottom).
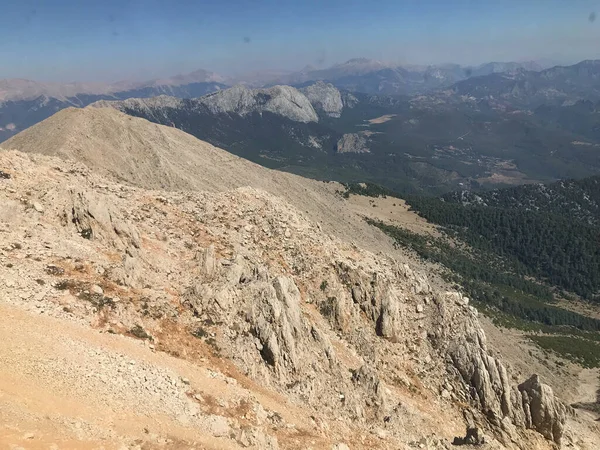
<box><xmin>405</xmin><ymin>176</ymin><xmax>600</xmax><ymax>301</ymax></box>
<box><xmin>449</xmin><ymin>60</ymin><xmax>600</xmax><ymax>107</ymax></box>
<box><xmin>442</xmin><ymin>176</ymin><xmax>600</xmax><ymax>226</ymax></box>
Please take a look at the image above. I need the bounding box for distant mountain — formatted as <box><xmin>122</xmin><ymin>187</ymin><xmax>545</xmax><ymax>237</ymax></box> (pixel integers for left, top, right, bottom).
<box><xmin>450</xmin><ymin>60</ymin><xmax>600</xmax><ymax>107</ymax></box>
<box><xmin>96</xmin><ymin>84</ymin><xmax>325</xmax><ymax>124</ymax></box>
<box><xmin>467</xmin><ymin>61</ymin><xmax>543</xmax><ymax>77</ymax></box>
<box><xmin>0</xmin><ymin>59</ymin><xmax>563</xmax><ymax>142</ymax></box>
<box><xmin>0</xmin><ymin>69</ymin><xmax>226</xmax><ymax>141</ymax></box>
<box><xmin>266</xmin><ymin>58</ymin><xmax>545</xmax><ymax>96</ymax></box>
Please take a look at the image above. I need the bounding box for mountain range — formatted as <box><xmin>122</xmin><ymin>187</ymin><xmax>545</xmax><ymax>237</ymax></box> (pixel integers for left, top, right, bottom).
<box><xmin>89</xmin><ymin>74</ymin><xmax>600</xmax><ymax>195</ymax></box>
<box><xmin>0</xmin><ymin>58</ymin><xmax>550</xmax><ymax>142</ymax></box>
<box><xmin>2</xmin><ymin>58</ymin><xmax>600</xmax><ymax>196</ymax></box>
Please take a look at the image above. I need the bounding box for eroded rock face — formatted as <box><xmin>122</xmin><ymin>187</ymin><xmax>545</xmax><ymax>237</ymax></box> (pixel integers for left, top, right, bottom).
<box><xmin>250</xmin><ymin>277</ymin><xmax>304</xmax><ymax>372</ymax></box>
<box><xmin>63</xmin><ymin>189</ymin><xmax>140</xmax><ymax>250</ymax></box>
<box><xmin>448</xmin><ymin>320</ymin><xmax>568</xmax><ymax>445</ymax></box>
<box><xmin>199</xmin><ymin>84</ymin><xmax>319</xmax><ymax>123</ymax></box>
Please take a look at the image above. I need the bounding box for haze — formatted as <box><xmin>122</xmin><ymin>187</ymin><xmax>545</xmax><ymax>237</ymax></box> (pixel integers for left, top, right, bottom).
<box><xmin>1</xmin><ymin>0</ymin><xmax>600</xmax><ymax>82</ymax></box>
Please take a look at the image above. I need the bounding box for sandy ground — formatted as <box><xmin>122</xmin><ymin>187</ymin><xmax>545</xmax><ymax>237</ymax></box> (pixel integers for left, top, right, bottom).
<box><xmin>0</xmin><ymin>302</ymin><xmax>237</xmax><ymax>449</ymax></box>
<box><xmin>0</xmin><ymin>302</ymin><xmax>329</xmax><ymax>450</ymax></box>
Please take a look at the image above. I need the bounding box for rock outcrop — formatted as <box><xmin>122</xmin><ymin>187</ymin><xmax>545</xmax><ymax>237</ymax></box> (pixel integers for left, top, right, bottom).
<box><xmin>336</xmin><ymin>133</ymin><xmax>370</xmax><ymax>153</ymax></box>
<box><xmin>300</xmin><ymin>81</ymin><xmax>344</xmax><ymax>118</ymax></box>
<box><xmin>518</xmin><ymin>375</ymin><xmax>568</xmax><ymax>445</ymax></box>
<box><xmin>446</xmin><ymin>299</ymin><xmax>568</xmax><ymax>445</ymax></box>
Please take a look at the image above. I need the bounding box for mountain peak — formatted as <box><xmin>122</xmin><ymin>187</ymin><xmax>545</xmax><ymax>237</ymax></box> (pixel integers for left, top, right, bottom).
<box><xmin>199</xmin><ymin>84</ymin><xmax>319</xmax><ymax>122</ymax></box>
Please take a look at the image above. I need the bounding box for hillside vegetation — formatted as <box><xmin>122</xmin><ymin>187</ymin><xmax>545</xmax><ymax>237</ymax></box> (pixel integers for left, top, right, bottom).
<box><xmin>343</xmin><ymin>179</ymin><xmax>600</xmax><ymax>367</ymax></box>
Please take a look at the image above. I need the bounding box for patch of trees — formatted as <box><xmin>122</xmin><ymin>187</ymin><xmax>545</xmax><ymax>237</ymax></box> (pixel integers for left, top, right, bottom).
<box><xmin>403</xmin><ymin>197</ymin><xmax>600</xmax><ymax>302</ymax></box>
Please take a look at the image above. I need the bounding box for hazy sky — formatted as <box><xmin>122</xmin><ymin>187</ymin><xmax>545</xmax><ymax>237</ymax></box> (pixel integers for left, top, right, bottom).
<box><xmin>1</xmin><ymin>0</ymin><xmax>600</xmax><ymax>82</ymax></box>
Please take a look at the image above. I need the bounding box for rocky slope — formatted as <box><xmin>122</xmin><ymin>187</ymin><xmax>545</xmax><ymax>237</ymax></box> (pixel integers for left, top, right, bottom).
<box><xmin>0</xmin><ymin>107</ymin><xmax>382</xmax><ymax>253</ymax></box>
<box><xmin>0</xmin><ymin>110</ymin><xmax>598</xmax><ymax>449</ymax></box>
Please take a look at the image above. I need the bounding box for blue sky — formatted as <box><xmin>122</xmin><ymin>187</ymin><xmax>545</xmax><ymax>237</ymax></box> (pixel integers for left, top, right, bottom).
<box><xmin>1</xmin><ymin>0</ymin><xmax>600</xmax><ymax>82</ymax></box>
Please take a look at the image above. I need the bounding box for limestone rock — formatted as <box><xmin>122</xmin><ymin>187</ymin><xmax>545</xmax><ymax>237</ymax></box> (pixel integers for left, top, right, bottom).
<box><xmin>453</xmin><ymin>427</ymin><xmax>485</xmax><ymax>445</ymax></box>
<box><xmin>196</xmin><ymin>245</ymin><xmax>217</xmax><ymax>279</ymax></box>
<box><xmin>300</xmin><ymin>81</ymin><xmax>344</xmax><ymax>118</ymax></box>
<box><xmin>336</xmin><ymin>133</ymin><xmax>369</xmax><ymax>154</ymax></box>
<box><xmin>63</xmin><ymin>189</ymin><xmax>139</xmax><ymax>250</ymax></box>
<box><xmin>518</xmin><ymin>374</ymin><xmax>567</xmax><ymax>445</ymax></box>
<box><xmin>249</xmin><ymin>277</ymin><xmax>304</xmax><ymax>372</ymax></box>
<box><xmin>199</xmin><ymin>84</ymin><xmax>319</xmax><ymax>123</ymax></box>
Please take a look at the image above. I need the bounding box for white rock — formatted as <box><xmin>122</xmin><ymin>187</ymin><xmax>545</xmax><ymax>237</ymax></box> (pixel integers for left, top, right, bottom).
<box><xmin>91</xmin><ymin>284</ymin><xmax>103</xmax><ymax>295</ymax></box>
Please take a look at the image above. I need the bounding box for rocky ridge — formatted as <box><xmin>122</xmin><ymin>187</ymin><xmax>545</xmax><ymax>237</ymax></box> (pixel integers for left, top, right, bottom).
<box><xmin>1</xmin><ymin>108</ymin><xmax>597</xmax><ymax>448</ymax></box>
<box><xmin>0</xmin><ymin>146</ymin><xmax>588</xmax><ymax>449</ymax></box>
<box><xmin>96</xmin><ymin>84</ymin><xmax>321</xmax><ymax>124</ymax></box>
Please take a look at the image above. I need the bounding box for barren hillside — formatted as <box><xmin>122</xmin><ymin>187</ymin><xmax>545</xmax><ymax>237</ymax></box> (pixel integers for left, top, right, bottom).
<box><xmin>0</xmin><ymin>109</ymin><xmax>598</xmax><ymax>449</ymax></box>
<box><xmin>1</xmin><ymin>106</ymin><xmax>393</xmax><ymax>254</ymax></box>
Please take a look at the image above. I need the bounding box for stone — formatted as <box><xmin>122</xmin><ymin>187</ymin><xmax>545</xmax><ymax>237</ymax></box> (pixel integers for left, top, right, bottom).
<box><xmin>205</xmin><ymin>415</ymin><xmax>231</xmax><ymax>438</ymax></box>
<box><xmin>91</xmin><ymin>284</ymin><xmax>103</xmax><ymax>295</ymax></box>
<box><xmin>332</xmin><ymin>444</ymin><xmax>350</xmax><ymax>450</ymax></box>
<box><xmin>453</xmin><ymin>427</ymin><xmax>485</xmax><ymax>446</ymax></box>
<box><xmin>416</xmin><ymin>304</ymin><xmax>424</xmax><ymax>313</ymax></box>
<box><xmin>196</xmin><ymin>245</ymin><xmax>217</xmax><ymax>278</ymax></box>
<box><xmin>32</xmin><ymin>202</ymin><xmax>44</xmax><ymax>213</ymax></box>
<box><xmin>518</xmin><ymin>374</ymin><xmax>567</xmax><ymax>445</ymax></box>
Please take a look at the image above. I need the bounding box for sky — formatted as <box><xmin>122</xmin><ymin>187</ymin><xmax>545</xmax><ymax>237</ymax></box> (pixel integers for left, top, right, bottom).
<box><xmin>1</xmin><ymin>0</ymin><xmax>600</xmax><ymax>82</ymax></box>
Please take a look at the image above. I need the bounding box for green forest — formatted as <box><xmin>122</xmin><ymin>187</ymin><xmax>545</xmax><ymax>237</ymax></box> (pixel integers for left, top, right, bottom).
<box><xmin>403</xmin><ymin>197</ymin><xmax>600</xmax><ymax>301</ymax></box>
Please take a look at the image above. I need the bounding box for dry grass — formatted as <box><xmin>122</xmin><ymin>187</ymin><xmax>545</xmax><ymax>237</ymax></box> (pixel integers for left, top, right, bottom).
<box><xmin>366</xmin><ymin>114</ymin><xmax>397</xmax><ymax>124</ymax></box>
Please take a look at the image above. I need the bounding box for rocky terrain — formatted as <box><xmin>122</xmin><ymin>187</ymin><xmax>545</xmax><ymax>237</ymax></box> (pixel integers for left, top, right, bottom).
<box><xmin>336</xmin><ymin>133</ymin><xmax>370</xmax><ymax>154</ymax></box>
<box><xmin>299</xmin><ymin>81</ymin><xmax>345</xmax><ymax>118</ymax></box>
<box><xmin>1</xmin><ymin>109</ymin><xmax>599</xmax><ymax>449</ymax></box>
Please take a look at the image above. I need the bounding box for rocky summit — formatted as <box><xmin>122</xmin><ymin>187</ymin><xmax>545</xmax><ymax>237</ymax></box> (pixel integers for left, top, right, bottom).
<box><xmin>95</xmin><ymin>84</ymin><xmax>322</xmax><ymax>124</ymax></box>
<box><xmin>0</xmin><ymin>108</ymin><xmax>598</xmax><ymax>449</ymax></box>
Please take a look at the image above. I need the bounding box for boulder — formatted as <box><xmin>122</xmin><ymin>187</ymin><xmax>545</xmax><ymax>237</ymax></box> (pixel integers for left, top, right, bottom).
<box><xmin>518</xmin><ymin>374</ymin><xmax>567</xmax><ymax>445</ymax></box>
